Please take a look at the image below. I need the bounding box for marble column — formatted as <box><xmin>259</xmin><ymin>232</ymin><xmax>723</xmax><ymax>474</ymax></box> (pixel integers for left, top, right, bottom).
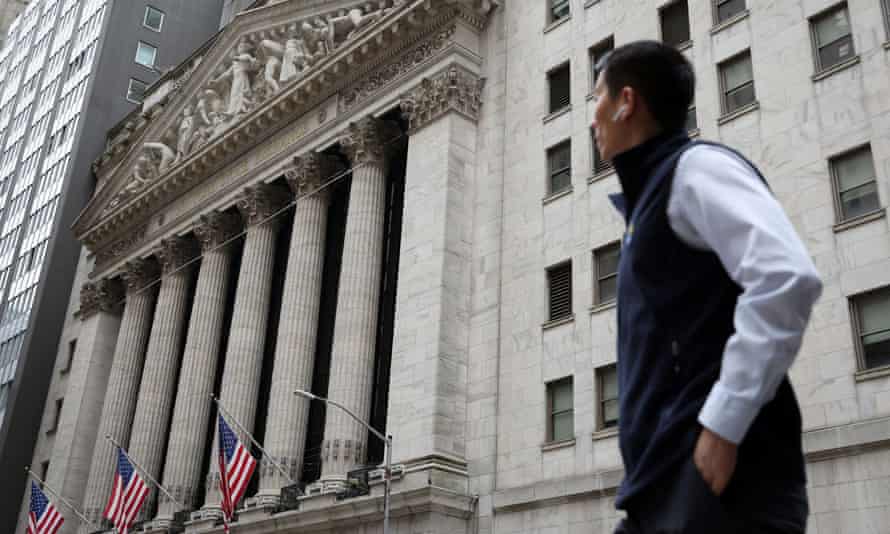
<box><xmin>48</xmin><ymin>279</ymin><xmax>123</xmax><ymax>533</ymax></box>
<box><xmin>80</xmin><ymin>260</ymin><xmax>160</xmax><ymax>532</ymax></box>
<box><xmin>257</xmin><ymin>153</ymin><xmax>338</xmax><ymax>502</ymax></box>
<box><xmin>154</xmin><ymin>213</ymin><xmax>241</xmax><ymax>522</ymax></box>
<box><xmin>203</xmin><ymin>183</ymin><xmax>290</xmax><ymax>510</ymax></box>
<box><xmin>128</xmin><ymin>237</ymin><xmax>199</xmax><ymax>520</ymax></box>
<box><xmin>321</xmin><ymin>117</ymin><xmax>396</xmax><ymax>482</ymax></box>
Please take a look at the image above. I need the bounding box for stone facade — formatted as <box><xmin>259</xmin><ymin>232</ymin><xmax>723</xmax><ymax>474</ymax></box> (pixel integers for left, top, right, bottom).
<box><xmin>20</xmin><ymin>1</ymin><xmax>890</xmax><ymax>533</ymax></box>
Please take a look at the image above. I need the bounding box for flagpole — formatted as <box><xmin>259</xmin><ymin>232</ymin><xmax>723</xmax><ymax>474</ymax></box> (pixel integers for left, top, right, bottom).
<box><xmin>211</xmin><ymin>395</ymin><xmax>298</xmax><ymax>486</ymax></box>
<box><xmin>25</xmin><ymin>466</ymin><xmax>97</xmax><ymax>528</ymax></box>
<box><xmin>104</xmin><ymin>435</ymin><xmax>187</xmax><ymax>512</ymax></box>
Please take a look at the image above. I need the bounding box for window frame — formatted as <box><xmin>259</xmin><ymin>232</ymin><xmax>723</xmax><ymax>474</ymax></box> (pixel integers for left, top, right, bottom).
<box><xmin>48</xmin><ymin>397</ymin><xmax>63</xmax><ymax>433</ymax></box>
<box><xmin>143</xmin><ymin>5</ymin><xmax>165</xmax><ymax>32</ymax></box>
<box><xmin>809</xmin><ymin>2</ymin><xmax>855</xmax><ymax>73</ymax></box>
<box><xmin>660</xmin><ymin>0</ymin><xmax>692</xmax><ymax>49</ymax></box>
<box><xmin>588</xmin><ymin>36</ymin><xmax>614</xmax><ymax>93</ymax></box>
<box><xmin>828</xmin><ymin>144</ymin><xmax>881</xmax><ymax>224</ymax></box>
<box><xmin>548</xmin><ymin>0</ymin><xmax>571</xmax><ymax>25</ymax></box>
<box><xmin>546</xmin><ymin>259</ymin><xmax>573</xmax><ymax>322</ymax></box>
<box><xmin>596</xmin><ymin>364</ymin><xmax>619</xmax><ymax>430</ymax></box>
<box><xmin>547</xmin><ymin>139</ymin><xmax>573</xmax><ymax>195</ymax></box>
<box><xmin>712</xmin><ymin>0</ymin><xmax>746</xmax><ymax>25</ymax></box>
<box><xmin>126</xmin><ymin>78</ymin><xmax>147</xmax><ymax>104</ymax></box>
<box><xmin>60</xmin><ymin>338</ymin><xmax>76</xmax><ymax>374</ymax></box>
<box><xmin>547</xmin><ymin>61</ymin><xmax>572</xmax><ymax>114</ymax></box>
<box><xmin>134</xmin><ymin>41</ymin><xmax>158</xmax><ymax>70</ymax></box>
<box><xmin>593</xmin><ymin>241</ymin><xmax>620</xmax><ymax>306</ymax></box>
<box><xmin>849</xmin><ymin>286</ymin><xmax>890</xmax><ymax>372</ymax></box>
<box><xmin>546</xmin><ymin>376</ymin><xmax>574</xmax><ymax>443</ymax></box>
<box><xmin>718</xmin><ymin>50</ymin><xmax>756</xmax><ymax>115</ymax></box>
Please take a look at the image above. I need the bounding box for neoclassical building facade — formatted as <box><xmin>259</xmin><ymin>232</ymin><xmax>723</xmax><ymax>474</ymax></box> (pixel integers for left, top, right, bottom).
<box><xmin>18</xmin><ymin>0</ymin><xmax>890</xmax><ymax>533</ymax></box>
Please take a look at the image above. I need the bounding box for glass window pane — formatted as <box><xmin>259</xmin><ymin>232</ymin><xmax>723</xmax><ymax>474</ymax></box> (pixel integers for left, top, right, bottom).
<box><xmin>819</xmin><ymin>35</ymin><xmax>855</xmax><ymax>69</ymax></box>
<box><xmin>551</xmin><ymin>169</ymin><xmax>571</xmax><ymax>194</ymax></box>
<box><xmin>726</xmin><ymin>83</ymin><xmax>756</xmax><ymax>112</ymax></box>
<box><xmin>598</xmin><ymin>276</ymin><xmax>617</xmax><ymax>303</ymax></box>
<box><xmin>661</xmin><ymin>1</ymin><xmax>690</xmax><ymax>47</ymax></box>
<box><xmin>717</xmin><ymin>0</ymin><xmax>746</xmax><ymax>22</ymax></box>
<box><xmin>552</xmin><ymin>411</ymin><xmax>574</xmax><ymax>441</ymax></box>
<box><xmin>135</xmin><ymin>42</ymin><xmax>156</xmax><ymax>68</ymax></box>
<box><xmin>602</xmin><ymin>399</ymin><xmax>619</xmax><ymax>426</ymax></box>
<box><xmin>835</xmin><ymin>149</ymin><xmax>875</xmax><ymax>191</ymax></box>
<box><xmin>127</xmin><ymin>79</ymin><xmax>146</xmax><ymax>103</ymax></box>
<box><xmin>549</xmin><ymin>66</ymin><xmax>571</xmax><ymax>112</ymax></box>
<box><xmin>144</xmin><ymin>6</ymin><xmax>164</xmax><ymax>31</ymax></box>
<box><xmin>602</xmin><ymin>366</ymin><xmax>618</xmax><ymax>399</ymax></box>
<box><xmin>597</xmin><ymin>246</ymin><xmax>620</xmax><ymax>277</ymax></box>
<box><xmin>550</xmin><ymin>143</ymin><xmax>571</xmax><ymax>172</ymax></box>
<box><xmin>858</xmin><ymin>290</ymin><xmax>890</xmax><ymax>334</ymax></box>
<box><xmin>551</xmin><ymin>0</ymin><xmax>570</xmax><ymax>22</ymax></box>
<box><xmin>686</xmin><ymin>106</ymin><xmax>698</xmax><ymax>132</ymax></box>
<box><xmin>551</xmin><ymin>380</ymin><xmax>573</xmax><ymax>412</ymax></box>
<box><xmin>840</xmin><ymin>182</ymin><xmax>880</xmax><ymax>220</ymax></box>
<box><xmin>723</xmin><ymin>56</ymin><xmax>753</xmax><ymax>91</ymax></box>
<box><xmin>815</xmin><ymin>8</ymin><xmax>851</xmax><ymax>47</ymax></box>
<box><xmin>863</xmin><ymin>335</ymin><xmax>890</xmax><ymax>369</ymax></box>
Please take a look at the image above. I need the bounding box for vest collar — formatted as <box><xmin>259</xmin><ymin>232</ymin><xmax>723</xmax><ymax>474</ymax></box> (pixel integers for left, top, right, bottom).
<box><xmin>608</xmin><ymin>130</ymin><xmax>690</xmax><ymax>220</ymax></box>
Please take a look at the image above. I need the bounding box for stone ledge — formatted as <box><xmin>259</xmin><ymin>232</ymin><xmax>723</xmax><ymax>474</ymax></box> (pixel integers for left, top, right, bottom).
<box><xmin>587</xmin><ymin>166</ymin><xmax>615</xmax><ymax>184</ymax></box>
<box><xmin>811</xmin><ymin>55</ymin><xmax>861</xmax><ymax>82</ymax></box>
<box><xmin>717</xmin><ymin>101</ymin><xmax>759</xmax><ymax>126</ymax></box>
<box><xmin>541</xmin><ymin>438</ymin><xmax>576</xmax><ymax>452</ymax></box>
<box><xmin>710</xmin><ymin>10</ymin><xmax>750</xmax><ymax>35</ymax></box>
<box><xmin>589</xmin><ymin>301</ymin><xmax>616</xmax><ymax>314</ymax></box>
<box><xmin>543</xmin><ymin>105</ymin><xmax>572</xmax><ymax>124</ymax></box>
<box><xmin>832</xmin><ymin>209</ymin><xmax>886</xmax><ymax>233</ymax></box>
<box><xmin>543</xmin><ymin>186</ymin><xmax>573</xmax><ymax>205</ymax></box>
<box><xmin>542</xmin><ymin>315</ymin><xmax>574</xmax><ymax>330</ymax></box>
<box><xmin>492</xmin><ymin>468</ymin><xmax>623</xmax><ymax>513</ymax></box>
<box><xmin>804</xmin><ymin>415</ymin><xmax>890</xmax><ymax>462</ymax></box>
<box><xmin>592</xmin><ymin>427</ymin><xmax>619</xmax><ymax>441</ymax></box>
<box><xmin>543</xmin><ymin>15</ymin><xmax>571</xmax><ymax>34</ymax></box>
<box><xmin>855</xmin><ymin>365</ymin><xmax>890</xmax><ymax>383</ymax></box>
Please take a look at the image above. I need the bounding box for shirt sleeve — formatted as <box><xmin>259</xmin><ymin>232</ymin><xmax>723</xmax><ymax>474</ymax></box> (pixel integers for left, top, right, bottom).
<box><xmin>668</xmin><ymin>145</ymin><xmax>823</xmax><ymax>445</ymax></box>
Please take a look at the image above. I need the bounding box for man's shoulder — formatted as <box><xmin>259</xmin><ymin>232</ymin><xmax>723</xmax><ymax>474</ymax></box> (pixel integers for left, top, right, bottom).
<box><xmin>677</xmin><ymin>142</ymin><xmax>749</xmax><ymax>173</ymax></box>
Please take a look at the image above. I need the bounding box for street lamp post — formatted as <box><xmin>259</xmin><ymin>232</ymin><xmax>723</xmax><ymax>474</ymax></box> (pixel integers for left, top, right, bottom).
<box><xmin>294</xmin><ymin>389</ymin><xmax>392</xmax><ymax>534</ymax></box>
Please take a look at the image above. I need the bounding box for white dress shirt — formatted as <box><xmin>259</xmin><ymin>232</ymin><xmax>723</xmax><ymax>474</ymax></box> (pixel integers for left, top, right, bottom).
<box><xmin>667</xmin><ymin>144</ymin><xmax>823</xmax><ymax>445</ymax></box>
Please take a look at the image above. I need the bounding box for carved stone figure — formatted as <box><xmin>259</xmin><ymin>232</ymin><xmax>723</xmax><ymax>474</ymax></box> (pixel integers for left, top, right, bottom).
<box><xmin>213</xmin><ymin>39</ymin><xmax>258</xmax><ymax>116</ymax></box>
<box><xmin>125</xmin><ymin>154</ymin><xmax>158</xmax><ymax>196</ymax></box>
<box><xmin>144</xmin><ymin>141</ymin><xmax>176</xmax><ymax>174</ymax></box>
<box><xmin>176</xmin><ymin>105</ymin><xmax>197</xmax><ymax>161</ymax></box>
<box><xmin>262</xmin><ymin>34</ymin><xmax>310</xmax><ymax>85</ymax></box>
<box><xmin>196</xmin><ymin>88</ymin><xmax>227</xmax><ymax>144</ymax></box>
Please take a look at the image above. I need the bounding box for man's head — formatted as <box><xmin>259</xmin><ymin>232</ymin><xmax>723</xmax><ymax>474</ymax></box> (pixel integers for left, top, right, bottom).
<box><xmin>591</xmin><ymin>40</ymin><xmax>695</xmax><ymax>161</ymax></box>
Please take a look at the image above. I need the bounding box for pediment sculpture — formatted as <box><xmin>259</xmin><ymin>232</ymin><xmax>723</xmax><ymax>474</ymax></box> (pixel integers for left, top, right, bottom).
<box><xmin>99</xmin><ymin>0</ymin><xmax>406</xmax><ymax>208</ymax></box>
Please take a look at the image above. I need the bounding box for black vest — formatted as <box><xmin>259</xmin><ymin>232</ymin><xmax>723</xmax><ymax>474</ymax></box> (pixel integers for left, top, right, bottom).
<box><xmin>610</xmin><ymin>131</ymin><xmax>807</xmax><ymax>525</ymax></box>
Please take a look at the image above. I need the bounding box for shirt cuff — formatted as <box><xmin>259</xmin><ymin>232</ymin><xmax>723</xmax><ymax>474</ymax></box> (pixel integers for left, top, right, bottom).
<box><xmin>698</xmin><ymin>381</ymin><xmax>761</xmax><ymax>445</ymax></box>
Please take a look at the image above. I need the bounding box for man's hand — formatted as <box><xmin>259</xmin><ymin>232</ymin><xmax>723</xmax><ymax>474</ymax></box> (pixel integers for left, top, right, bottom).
<box><xmin>693</xmin><ymin>427</ymin><xmax>738</xmax><ymax>496</ymax></box>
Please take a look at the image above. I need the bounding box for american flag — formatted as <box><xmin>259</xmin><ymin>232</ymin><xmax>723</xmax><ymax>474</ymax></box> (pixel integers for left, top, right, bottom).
<box><xmin>26</xmin><ymin>482</ymin><xmax>63</xmax><ymax>534</ymax></box>
<box><xmin>217</xmin><ymin>413</ymin><xmax>257</xmax><ymax>531</ymax></box>
<box><xmin>103</xmin><ymin>447</ymin><xmax>149</xmax><ymax>534</ymax></box>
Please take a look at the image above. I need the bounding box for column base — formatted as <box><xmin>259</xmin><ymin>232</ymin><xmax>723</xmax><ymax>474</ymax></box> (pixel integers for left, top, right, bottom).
<box><xmin>235</xmin><ymin>497</ymin><xmax>276</xmax><ymax>523</ymax></box>
<box><xmin>184</xmin><ymin>508</ymin><xmax>222</xmax><ymax>534</ymax></box>
<box><xmin>140</xmin><ymin>518</ymin><xmax>185</xmax><ymax>534</ymax></box>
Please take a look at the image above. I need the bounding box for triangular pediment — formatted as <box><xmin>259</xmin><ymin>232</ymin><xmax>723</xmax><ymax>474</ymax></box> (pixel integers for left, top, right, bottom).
<box><xmin>74</xmin><ymin>0</ymin><xmax>497</xmax><ymax>255</ymax></box>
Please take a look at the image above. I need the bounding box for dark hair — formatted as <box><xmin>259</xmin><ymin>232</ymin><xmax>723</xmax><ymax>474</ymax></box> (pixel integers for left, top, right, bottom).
<box><xmin>596</xmin><ymin>40</ymin><xmax>695</xmax><ymax>132</ymax></box>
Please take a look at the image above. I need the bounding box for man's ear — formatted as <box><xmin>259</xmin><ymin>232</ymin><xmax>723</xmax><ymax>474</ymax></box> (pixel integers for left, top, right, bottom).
<box><xmin>620</xmin><ymin>86</ymin><xmax>636</xmax><ymax>118</ymax></box>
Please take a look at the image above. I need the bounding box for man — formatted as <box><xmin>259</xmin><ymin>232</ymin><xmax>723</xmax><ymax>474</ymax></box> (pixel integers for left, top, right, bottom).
<box><xmin>591</xmin><ymin>41</ymin><xmax>823</xmax><ymax>533</ymax></box>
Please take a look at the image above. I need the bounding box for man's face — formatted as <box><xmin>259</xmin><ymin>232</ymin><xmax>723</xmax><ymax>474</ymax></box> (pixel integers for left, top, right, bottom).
<box><xmin>590</xmin><ymin>72</ymin><xmax>627</xmax><ymax>162</ymax></box>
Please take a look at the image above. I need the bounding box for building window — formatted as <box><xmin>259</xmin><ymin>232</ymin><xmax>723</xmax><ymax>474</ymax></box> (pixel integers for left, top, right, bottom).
<box><xmin>127</xmin><ymin>78</ymin><xmax>147</xmax><ymax>103</ymax></box>
<box><xmin>811</xmin><ymin>4</ymin><xmax>855</xmax><ymax>72</ymax></box>
<box><xmin>547</xmin><ymin>377</ymin><xmax>574</xmax><ymax>442</ymax></box>
<box><xmin>851</xmin><ymin>287</ymin><xmax>890</xmax><ymax>370</ymax></box>
<box><xmin>549</xmin><ymin>0</ymin><xmax>570</xmax><ymax>24</ymax></box>
<box><xmin>548</xmin><ymin>63</ymin><xmax>571</xmax><ymax>113</ymax></box>
<box><xmin>593</xmin><ymin>242</ymin><xmax>620</xmax><ymax>305</ymax></box>
<box><xmin>135</xmin><ymin>41</ymin><xmax>157</xmax><ymax>69</ymax></box>
<box><xmin>597</xmin><ymin>364</ymin><xmax>619</xmax><ymax>429</ymax></box>
<box><xmin>591</xmin><ymin>128</ymin><xmax>612</xmax><ymax>175</ymax></box>
<box><xmin>60</xmin><ymin>339</ymin><xmax>75</xmax><ymax>374</ymax></box>
<box><xmin>547</xmin><ymin>140</ymin><xmax>572</xmax><ymax>194</ymax></box>
<box><xmin>686</xmin><ymin>103</ymin><xmax>698</xmax><ymax>132</ymax></box>
<box><xmin>719</xmin><ymin>51</ymin><xmax>756</xmax><ymax>114</ymax></box>
<box><xmin>660</xmin><ymin>0</ymin><xmax>691</xmax><ymax>48</ymax></box>
<box><xmin>546</xmin><ymin>260</ymin><xmax>573</xmax><ymax>322</ymax></box>
<box><xmin>830</xmin><ymin>146</ymin><xmax>881</xmax><ymax>222</ymax></box>
<box><xmin>883</xmin><ymin>0</ymin><xmax>890</xmax><ymax>41</ymax></box>
<box><xmin>713</xmin><ymin>0</ymin><xmax>746</xmax><ymax>24</ymax></box>
<box><xmin>48</xmin><ymin>398</ymin><xmax>63</xmax><ymax>433</ymax></box>
<box><xmin>39</xmin><ymin>461</ymin><xmax>50</xmax><ymax>486</ymax></box>
<box><xmin>143</xmin><ymin>6</ymin><xmax>164</xmax><ymax>32</ymax></box>
<box><xmin>589</xmin><ymin>36</ymin><xmax>614</xmax><ymax>91</ymax></box>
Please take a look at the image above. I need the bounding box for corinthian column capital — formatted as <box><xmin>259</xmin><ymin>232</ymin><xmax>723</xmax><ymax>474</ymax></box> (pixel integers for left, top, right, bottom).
<box><xmin>153</xmin><ymin>236</ymin><xmax>199</xmax><ymax>275</ymax></box>
<box><xmin>79</xmin><ymin>278</ymin><xmax>124</xmax><ymax>319</ymax></box>
<box><xmin>285</xmin><ymin>152</ymin><xmax>341</xmax><ymax>198</ymax></box>
<box><xmin>399</xmin><ymin>65</ymin><xmax>485</xmax><ymax>133</ymax></box>
<box><xmin>121</xmin><ymin>258</ymin><xmax>160</xmax><ymax>294</ymax></box>
<box><xmin>236</xmin><ymin>183</ymin><xmax>291</xmax><ymax>227</ymax></box>
<box><xmin>193</xmin><ymin>212</ymin><xmax>242</xmax><ymax>251</ymax></box>
<box><xmin>339</xmin><ymin>117</ymin><xmax>400</xmax><ymax>166</ymax></box>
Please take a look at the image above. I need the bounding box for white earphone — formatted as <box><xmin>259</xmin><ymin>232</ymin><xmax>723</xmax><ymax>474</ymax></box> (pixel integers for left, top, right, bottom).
<box><xmin>611</xmin><ymin>104</ymin><xmax>628</xmax><ymax>122</ymax></box>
